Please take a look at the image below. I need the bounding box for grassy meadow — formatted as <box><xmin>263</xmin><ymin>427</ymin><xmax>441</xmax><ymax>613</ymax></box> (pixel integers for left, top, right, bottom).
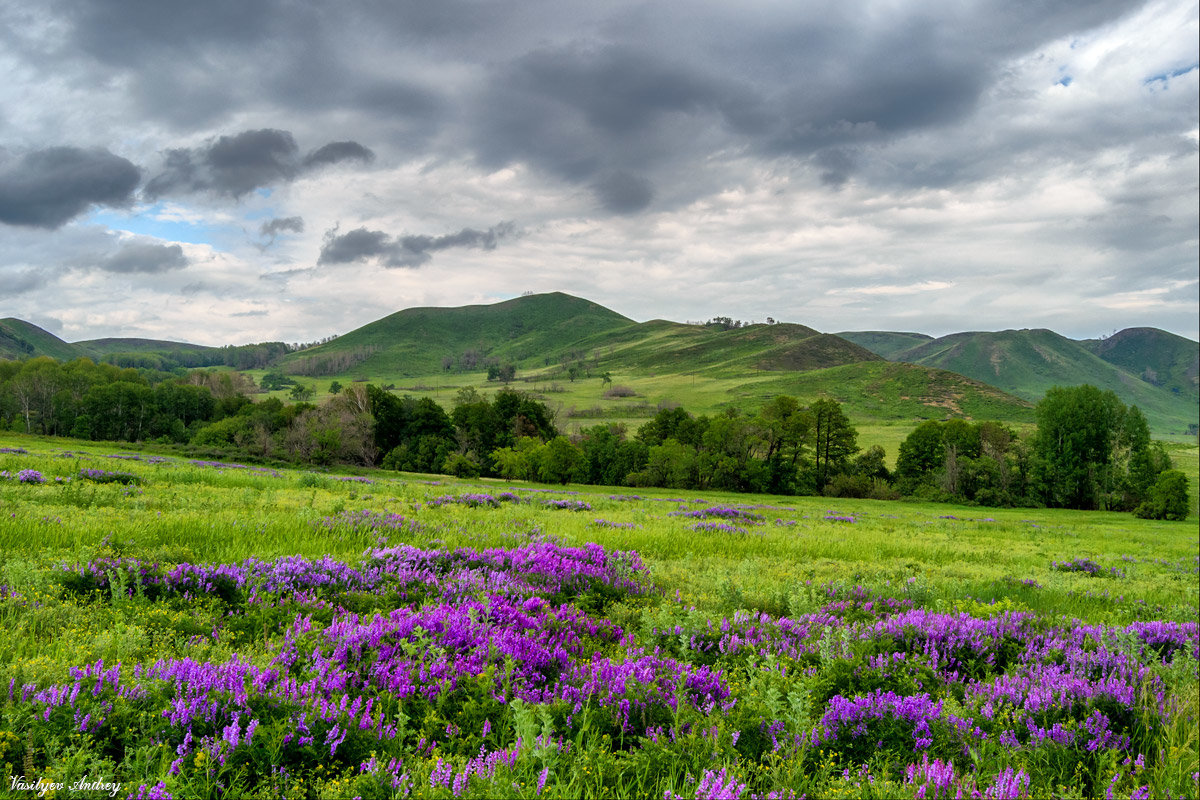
<box><xmin>0</xmin><ymin>432</ymin><xmax>1197</xmax><ymax>799</ymax></box>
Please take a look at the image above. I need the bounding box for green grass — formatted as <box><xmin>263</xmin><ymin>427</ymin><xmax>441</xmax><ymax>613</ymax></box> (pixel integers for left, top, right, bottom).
<box><xmin>2</xmin><ymin>432</ymin><xmax>1195</xmax><ymax>614</ymax></box>
<box><xmin>0</xmin><ymin>432</ymin><xmax>1197</xmax><ymax>798</ymax></box>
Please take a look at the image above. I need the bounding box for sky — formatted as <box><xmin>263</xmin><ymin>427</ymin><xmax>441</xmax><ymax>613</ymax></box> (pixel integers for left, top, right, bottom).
<box><xmin>1</xmin><ymin>0</ymin><xmax>1197</xmax><ymax>347</ymax></box>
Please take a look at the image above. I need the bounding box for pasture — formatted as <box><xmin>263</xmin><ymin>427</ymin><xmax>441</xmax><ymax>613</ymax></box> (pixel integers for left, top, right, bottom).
<box><xmin>0</xmin><ymin>433</ymin><xmax>1196</xmax><ymax>799</ymax></box>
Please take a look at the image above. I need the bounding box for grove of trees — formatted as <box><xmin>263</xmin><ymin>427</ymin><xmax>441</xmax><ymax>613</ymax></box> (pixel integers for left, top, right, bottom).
<box><xmin>0</xmin><ymin>355</ymin><xmax>1187</xmax><ymax>517</ymax></box>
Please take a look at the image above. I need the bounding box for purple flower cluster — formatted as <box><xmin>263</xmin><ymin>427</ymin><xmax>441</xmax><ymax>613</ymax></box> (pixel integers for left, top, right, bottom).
<box><xmin>60</xmin><ymin>541</ymin><xmax>649</xmax><ymax>610</ymax></box>
<box><xmin>545</xmin><ymin>499</ymin><xmax>592</xmax><ymax>511</ymax></box>
<box><xmin>811</xmin><ymin>690</ymin><xmax>950</xmax><ymax>751</ymax></box>
<box><xmin>670</xmin><ymin>506</ymin><xmax>764</xmax><ymax>523</ymax></box>
<box><xmin>690</xmin><ymin>521</ymin><xmax>746</xmax><ymax>534</ymax></box>
<box><xmin>427</xmin><ymin>492</ymin><xmax>520</xmax><ymax>508</ymax></box>
<box><xmin>16</xmin><ymin>469</ymin><xmax>46</xmax><ymax>484</ymax></box>
<box><xmin>0</xmin><ymin>446</ymin><xmax>28</xmax><ymax>454</ymax></box>
<box><xmin>22</xmin><ymin>543</ymin><xmax>723</xmax><ymax>790</ymax></box>
<box><xmin>425</xmin><ymin>742</ymin><xmax>526</xmax><ymax>796</ymax></box>
<box><xmin>127</xmin><ymin>781</ymin><xmax>173</xmax><ymax>800</ymax></box>
<box><xmin>1053</xmin><ymin>559</ymin><xmax>1125</xmax><ymax>578</ymax></box>
<box><xmin>904</xmin><ymin>755</ymin><xmax>1031</xmax><ymax>799</ymax></box>
<box><xmin>79</xmin><ymin>468</ymin><xmax>141</xmax><ymax>484</ymax></box>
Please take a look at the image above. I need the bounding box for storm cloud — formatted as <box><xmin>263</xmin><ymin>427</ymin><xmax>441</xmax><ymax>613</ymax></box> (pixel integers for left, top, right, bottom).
<box><xmin>318</xmin><ymin>223</ymin><xmax>516</xmax><ymax>268</ymax></box>
<box><xmin>101</xmin><ymin>241</ymin><xmax>189</xmax><ymax>274</ymax></box>
<box><xmin>0</xmin><ymin>147</ymin><xmax>141</xmax><ymax>229</ymax></box>
<box><xmin>144</xmin><ymin>129</ymin><xmax>374</xmax><ymax>199</ymax></box>
<box><xmin>303</xmin><ymin>142</ymin><xmax>375</xmax><ymax>169</ymax></box>
<box><xmin>0</xmin><ymin>0</ymin><xmax>1194</xmax><ymax>344</ymax></box>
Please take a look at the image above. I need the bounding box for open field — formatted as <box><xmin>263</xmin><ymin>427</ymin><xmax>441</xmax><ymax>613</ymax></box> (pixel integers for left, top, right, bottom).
<box><xmin>0</xmin><ymin>433</ymin><xmax>1196</xmax><ymax>799</ymax></box>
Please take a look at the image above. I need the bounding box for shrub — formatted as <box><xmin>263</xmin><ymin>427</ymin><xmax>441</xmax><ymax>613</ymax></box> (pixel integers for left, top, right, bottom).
<box><xmin>1134</xmin><ymin>470</ymin><xmax>1190</xmax><ymax>521</ymax></box>
<box><xmin>443</xmin><ymin>452</ymin><xmax>481</xmax><ymax>478</ymax></box>
<box><xmin>823</xmin><ymin>473</ymin><xmax>870</xmax><ymax>498</ymax></box>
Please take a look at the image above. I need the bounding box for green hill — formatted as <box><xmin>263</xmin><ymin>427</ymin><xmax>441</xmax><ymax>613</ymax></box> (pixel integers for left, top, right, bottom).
<box><xmin>279</xmin><ymin>291</ymin><xmax>638</xmax><ymax>377</ymax></box>
<box><xmin>888</xmin><ymin>328</ymin><xmax>1197</xmax><ymax>434</ymax></box>
<box><xmin>835</xmin><ymin>331</ymin><xmax>934</xmax><ymax>360</ymax></box>
<box><xmin>1081</xmin><ymin>328</ymin><xmax>1200</xmax><ymax>404</ymax></box>
<box><xmin>0</xmin><ymin>318</ymin><xmax>83</xmax><ymax>362</ymax></box>
<box><xmin>270</xmin><ymin>293</ymin><xmax>1038</xmax><ymax>429</ymax></box>
<box><xmin>561</xmin><ymin>320</ymin><xmax>882</xmax><ymax>377</ymax></box>
<box><xmin>278</xmin><ymin>293</ymin><xmax>884</xmax><ymax>381</ymax></box>
<box><xmin>7</xmin><ymin>294</ymin><xmax>1191</xmax><ymax>434</ymax></box>
<box><xmin>76</xmin><ymin>338</ymin><xmax>222</xmax><ymax>359</ymax></box>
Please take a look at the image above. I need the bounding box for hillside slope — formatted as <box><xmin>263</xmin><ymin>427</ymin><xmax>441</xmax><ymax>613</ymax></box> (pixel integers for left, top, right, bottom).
<box><xmin>729</xmin><ymin>361</ymin><xmax>1036</xmax><ymax>423</ymax></box>
<box><xmin>278</xmin><ymin>293</ymin><xmax>884</xmax><ymax>381</ymax></box>
<box><xmin>76</xmin><ymin>338</ymin><xmax>222</xmax><ymax>358</ymax></box>
<box><xmin>0</xmin><ymin>318</ymin><xmax>83</xmax><ymax>361</ymax></box>
<box><xmin>563</xmin><ymin>320</ymin><xmax>883</xmax><ymax>377</ymax></box>
<box><xmin>892</xmin><ymin>329</ymin><xmax>1197</xmax><ymax>433</ymax></box>
<box><xmin>1081</xmin><ymin>327</ymin><xmax>1200</xmax><ymax>403</ymax></box>
<box><xmin>836</xmin><ymin>331</ymin><xmax>935</xmax><ymax>360</ymax></box>
<box><xmin>279</xmin><ymin>291</ymin><xmax>638</xmax><ymax>377</ymax></box>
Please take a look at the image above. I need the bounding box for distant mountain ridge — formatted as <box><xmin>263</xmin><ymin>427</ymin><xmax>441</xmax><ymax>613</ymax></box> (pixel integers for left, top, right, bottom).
<box><xmin>839</xmin><ymin>327</ymin><xmax>1199</xmax><ymax>433</ymax></box>
<box><xmin>4</xmin><ymin>294</ymin><xmax>1196</xmax><ymax>432</ymax></box>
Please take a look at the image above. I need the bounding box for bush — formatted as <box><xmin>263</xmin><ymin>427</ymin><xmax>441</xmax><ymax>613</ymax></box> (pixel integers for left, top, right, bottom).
<box><xmin>1134</xmin><ymin>470</ymin><xmax>1190</xmax><ymax>521</ymax></box>
<box><xmin>823</xmin><ymin>473</ymin><xmax>870</xmax><ymax>498</ymax></box>
<box><xmin>443</xmin><ymin>453</ymin><xmax>482</xmax><ymax>478</ymax></box>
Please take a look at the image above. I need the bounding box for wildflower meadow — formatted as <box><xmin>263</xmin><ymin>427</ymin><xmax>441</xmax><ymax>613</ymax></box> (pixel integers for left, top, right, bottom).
<box><xmin>0</xmin><ymin>434</ymin><xmax>1196</xmax><ymax>799</ymax></box>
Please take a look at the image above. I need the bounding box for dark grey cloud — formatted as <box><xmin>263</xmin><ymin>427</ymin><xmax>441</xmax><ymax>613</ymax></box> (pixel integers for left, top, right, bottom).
<box><xmin>814</xmin><ymin>149</ymin><xmax>859</xmax><ymax>188</ymax></box>
<box><xmin>318</xmin><ymin>228</ymin><xmax>393</xmax><ymax>264</ymax></box>
<box><xmin>260</xmin><ymin>216</ymin><xmax>305</xmax><ymax>238</ymax></box>
<box><xmin>470</xmin><ymin>43</ymin><xmax>747</xmax><ymax>191</ymax></box>
<box><xmin>65</xmin><ymin>0</ymin><xmax>277</xmax><ymax>67</ymax></box>
<box><xmin>17</xmin><ymin>0</ymin><xmax>1150</xmax><ymax>206</ymax></box>
<box><xmin>101</xmin><ymin>241</ymin><xmax>189</xmax><ymax>274</ymax></box>
<box><xmin>593</xmin><ymin>171</ymin><xmax>654</xmax><ymax>214</ymax></box>
<box><xmin>144</xmin><ymin>129</ymin><xmax>373</xmax><ymax>199</ymax></box>
<box><xmin>144</xmin><ymin>129</ymin><xmax>298</xmax><ymax>198</ymax></box>
<box><xmin>0</xmin><ymin>147</ymin><xmax>140</xmax><ymax>229</ymax></box>
<box><xmin>318</xmin><ymin>223</ymin><xmax>516</xmax><ymax>268</ymax></box>
<box><xmin>303</xmin><ymin>141</ymin><xmax>375</xmax><ymax>169</ymax></box>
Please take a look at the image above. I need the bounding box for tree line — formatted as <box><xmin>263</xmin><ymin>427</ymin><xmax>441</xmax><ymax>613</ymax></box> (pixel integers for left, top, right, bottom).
<box><xmin>0</xmin><ymin>356</ymin><xmax>1187</xmax><ymax>518</ymax></box>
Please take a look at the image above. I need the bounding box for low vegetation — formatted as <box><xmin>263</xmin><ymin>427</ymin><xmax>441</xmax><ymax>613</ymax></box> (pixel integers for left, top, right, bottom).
<box><xmin>0</xmin><ymin>436</ymin><xmax>1195</xmax><ymax>799</ymax></box>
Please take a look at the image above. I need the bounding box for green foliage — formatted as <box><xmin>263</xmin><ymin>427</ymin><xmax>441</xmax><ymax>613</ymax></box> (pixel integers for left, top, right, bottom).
<box><xmin>259</xmin><ymin>371</ymin><xmax>296</xmax><ymax>391</ymax></box>
<box><xmin>1032</xmin><ymin>386</ymin><xmax>1158</xmax><ymax>510</ymax></box>
<box><xmin>288</xmin><ymin>382</ymin><xmax>314</xmax><ymax>401</ymax></box>
<box><xmin>1135</xmin><ymin>470</ymin><xmax>1190</xmax><ymax>520</ymax></box>
<box><xmin>443</xmin><ymin>452</ymin><xmax>482</xmax><ymax>478</ymax></box>
<box><xmin>807</xmin><ymin>398</ymin><xmax>859</xmax><ymax>490</ymax></box>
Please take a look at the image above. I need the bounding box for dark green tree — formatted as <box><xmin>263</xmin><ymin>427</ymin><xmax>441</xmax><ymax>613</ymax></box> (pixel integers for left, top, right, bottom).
<box><xmin>896</xmin><ymin>421</ymin><xmax>946</xmax><ymax>489</ymax></box>
<box><xmin>1031</xmin><ymin>385</ymin><xmax>1123</xmax><ymax>509</ymax></box>
<box><xmin>807</xmin><ymin>399</ymin><xmax>859</xmax><ymax>490</ymax></box>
